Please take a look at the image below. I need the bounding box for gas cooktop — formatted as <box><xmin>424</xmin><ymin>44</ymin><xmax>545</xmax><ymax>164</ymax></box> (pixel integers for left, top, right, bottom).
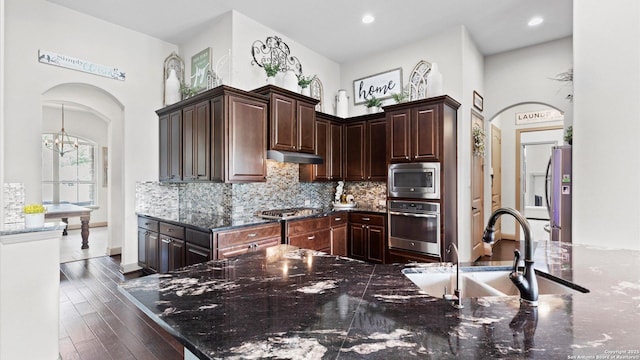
<box><xmin>259</xmin><ymin>207</ymin><xmax>320</xmax><ymax>220</ymax></box>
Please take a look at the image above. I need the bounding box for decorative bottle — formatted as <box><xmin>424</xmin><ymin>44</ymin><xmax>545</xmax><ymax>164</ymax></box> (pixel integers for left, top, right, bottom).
<box><xmin>426</xmin><ymin>62</ymin><xmax>443</xmax><ymax>97</ymax></box>
<box><xmin>165</xmin><ymin>68</ymin><xmax>181</xmax><ymax>105</ymax></box>
<box><xmin>336</xmin><ymin>89</ymin><xmax>348</xmax><ymax>118</ymax></box>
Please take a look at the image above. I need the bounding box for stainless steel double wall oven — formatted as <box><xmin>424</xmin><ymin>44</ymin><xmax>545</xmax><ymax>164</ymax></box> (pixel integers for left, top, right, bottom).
<box><xmin>387</xmin><ymin>162</ymin><xmax>442</xmax><ymax>257</ymax></box>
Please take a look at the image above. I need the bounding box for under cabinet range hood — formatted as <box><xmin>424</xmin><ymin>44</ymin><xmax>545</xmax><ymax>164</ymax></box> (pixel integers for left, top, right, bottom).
<box><xmin>266</xmin><ymin>150</ymin><xmax>323</xmax><ymax>164</ymax></box>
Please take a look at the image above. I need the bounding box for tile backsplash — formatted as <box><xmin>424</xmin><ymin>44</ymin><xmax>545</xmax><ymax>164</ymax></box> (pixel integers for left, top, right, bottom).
<box><xmin>135</xmin><ymin>160</ymin><xmax>387</xmax><ymax>217</ymax></box>
<box><xmin>3</xmin><ymin>183</ymin><xmax>25</xmax><ymax>225</ymax></box>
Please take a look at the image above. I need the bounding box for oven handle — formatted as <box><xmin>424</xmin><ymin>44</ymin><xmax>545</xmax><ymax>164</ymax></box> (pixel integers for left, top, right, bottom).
<box><xmin>388</xmin><ymin>211</ymin><xmax>439</xmax><ymax>218</ymax></box>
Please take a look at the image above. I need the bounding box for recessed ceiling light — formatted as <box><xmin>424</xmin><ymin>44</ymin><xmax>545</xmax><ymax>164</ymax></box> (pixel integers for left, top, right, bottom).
<box><xmin>528</xmin><ymin>16</ymin><xmax>544</xmax><ymax>27</ymax></box>
<box><xmin>362</xmin><ymin>14</ymin><xmax>375</xmax><ymax>24</ymax></box>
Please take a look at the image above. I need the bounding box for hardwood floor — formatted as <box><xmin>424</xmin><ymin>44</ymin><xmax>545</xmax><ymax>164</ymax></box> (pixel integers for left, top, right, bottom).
<box><xmin>59</xmin><ymin>255</ymin><xmax>183</xmax><ymax>360</ymax></box>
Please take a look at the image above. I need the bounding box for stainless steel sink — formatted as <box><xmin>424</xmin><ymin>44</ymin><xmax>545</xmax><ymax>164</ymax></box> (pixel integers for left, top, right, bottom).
<box><xmin>402</xmin><ymin>266</ymin><xmax>586</xmax><ymax>299</ymax></box>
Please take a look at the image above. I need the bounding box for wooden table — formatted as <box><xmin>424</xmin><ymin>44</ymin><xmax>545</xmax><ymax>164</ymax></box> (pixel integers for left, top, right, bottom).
<box><xmin>45</xmin><ymin>204</ymin><xmax>92</xmax><ymax>249</ymax></box>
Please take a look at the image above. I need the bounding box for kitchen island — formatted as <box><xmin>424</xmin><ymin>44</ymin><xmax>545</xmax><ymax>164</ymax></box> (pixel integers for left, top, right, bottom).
<box><xmin>119</xmin><ymin>241</ymin><xmax>640</xmax><ymax>359</ymax></box>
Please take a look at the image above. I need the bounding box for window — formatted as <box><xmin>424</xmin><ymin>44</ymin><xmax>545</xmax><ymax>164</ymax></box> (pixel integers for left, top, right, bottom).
<box><xmin>42</xmin><ymin>134</ymin><xmax>97</xmax><ymax>206</ymax></box>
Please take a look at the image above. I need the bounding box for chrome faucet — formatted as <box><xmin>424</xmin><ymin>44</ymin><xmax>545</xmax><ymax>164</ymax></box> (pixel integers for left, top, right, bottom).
<box><xmin>483</xmin><ymin>207</ymin><xmax>538</xmax><ymax>306</ymax></box>
<box><xmin>443</xmin><ymin>243</ymin><xmax>463</xmax><ymax>309</ymax></box>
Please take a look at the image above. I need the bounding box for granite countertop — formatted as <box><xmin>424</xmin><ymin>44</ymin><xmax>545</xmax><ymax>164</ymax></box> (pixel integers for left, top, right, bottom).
<box><xmin>137</xmin><ymin>205</ymin><xmax>386</xmax><ymax>232</ymax></box>
<box><xmin>0</xmin><ymin>221</ymin><xmax>67</xmax><ymax>237</ymax></box>
<box><xmin>119</xmin><ymin>241</ymin><xmax>640</xmax><ymax>359</ymax></box>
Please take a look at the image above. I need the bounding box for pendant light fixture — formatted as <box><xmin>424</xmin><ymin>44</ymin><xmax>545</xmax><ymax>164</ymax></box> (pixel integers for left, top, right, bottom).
<box><xmin>44</xmin><ymin>104</ymin><xmax>78</xmax><ymax>156</ymax></box>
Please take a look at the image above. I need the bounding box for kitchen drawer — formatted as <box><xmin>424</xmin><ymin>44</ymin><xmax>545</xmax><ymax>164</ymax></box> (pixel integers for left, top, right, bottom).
<box><xmin>330</xmin><ymin>213</ymin><xmax>348</xmax><ymax>227</ymax></box>
<box><xmin>159</xmin><ymin>222</ymin><xmax>185</xmax><ymax>240</ymax></box>
<box><xmin>186</xmin><ymin>228</ymin><xmax>212</xmax><ymax>249</ymax></box>
<box><xmin>289</xmin><ymin>228</ymin><xmax>331</xmax><ymax>251</ymax></box>
<box><xmin>216</xmin><ymin>223</ymin><xmax>282</xmax><ymax>248</ymax></box>
<box><xmin>287</xmin><ymin>216</ymin><xmax>331</xmax><ymax>236</ymax></box>
<box><xmin>217</xmin><ymin>237</ymin><xmax>281</xmax><ymax>260</ymax></box>
<box><xmin>138</xmin><ymin>217</ymin><xmax>158</xmax><ymax>232</ymax></box>
<box><xmin>349</xmin><ymin>213</ymin><xmax>385</xmax><ymax>227</ymax></box>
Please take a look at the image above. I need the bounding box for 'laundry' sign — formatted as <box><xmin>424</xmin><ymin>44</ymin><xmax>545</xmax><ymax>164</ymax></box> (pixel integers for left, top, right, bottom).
<box><xmin>516</xmin><ymin>109</ymin><xmax>564</xmax><ymax>125</ymax></box>
<box><xmin>38</xmin><ymin>50</ymin><xmax>126</xmax><ymax>81</ymax></box>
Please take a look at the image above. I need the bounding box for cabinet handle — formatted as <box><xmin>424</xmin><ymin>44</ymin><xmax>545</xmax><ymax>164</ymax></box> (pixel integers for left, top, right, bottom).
<box><xmin>472</xmin><ymin>207</ymin><xmax>477</xmax><ymax>210</ymax></box>
<box><xmin>248</xmin><ymin>233</ymin><xmax>257</xmax><ymax>237</ymax></box>
<box><xmin>168</xmin><ymin>228</ymin><xmax>173</xmax><ymax>232</ymax></box>
<box><xmin>307</xmin><ymin>235</ymin><xmax>316</xmax><ymax>240</ymax></box>
<box><xmin>144</xmin><ymin>222</ymin><xmax>149</xmax><ymax>226</ymax></box>
<box><xmin>335</xmin><ymin>217</ymin><xmax>341</xmax><ymax>221</ymax></box>
<box><xmin>362</xmin><ymin>217</ymin><xmax>371</xmax><ymax>221</ymax></box>
<box><xmin>361</xmin><ymin>225</ymin><xmax>365</xmax><ymax>228</ymax></box>
<box><xmin>405</xmin><ymin>156</ymin><xmax>409</xmax><ymax>160</ymax></box>
<box><xmin>162</xmin><ymin>239</ymin><xmax>171</xmax><ymax>244</ymax></box>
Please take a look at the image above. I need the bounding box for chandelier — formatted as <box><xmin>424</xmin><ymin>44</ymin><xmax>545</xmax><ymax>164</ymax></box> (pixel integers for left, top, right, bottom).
<box><xmin>44</xmin><ymin>104</ymin><xmax>78</xmax><ymax>156</ymax></box>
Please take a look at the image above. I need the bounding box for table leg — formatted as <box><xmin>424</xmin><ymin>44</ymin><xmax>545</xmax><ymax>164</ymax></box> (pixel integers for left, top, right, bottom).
<box><xmin>80</xmin><ymin>215</ymin><xmax>90</xmax><ymax>249</ymax></box>
<box><xmin>62</xmin><ymin>217</ymin><xmax>69</xmax><ymax>236</ymax></box>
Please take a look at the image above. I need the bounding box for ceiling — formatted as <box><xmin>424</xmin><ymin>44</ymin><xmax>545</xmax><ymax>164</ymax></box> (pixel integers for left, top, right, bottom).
<box><xmin>47</xmin><ymin>0</ymin><xmax>573</xmax><ymax>63</ymax></box>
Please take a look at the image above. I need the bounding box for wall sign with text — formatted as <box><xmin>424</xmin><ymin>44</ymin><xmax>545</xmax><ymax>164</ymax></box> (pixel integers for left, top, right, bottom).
<box><xmin>38</xmin><ymin>50</ymin><xmax>126</xmax><ymax>81</ymax></box>
<box><xmin>352</xmin><ymin>68</ymin><xmax>402</xmax><ymax>105</ymax></box>
<box><xmin>191</xmin><ymin>48</ymin><xmax>211</xmax><ymax>91</ymax></box>
<box><xmin>516</xmin><ymin>109</ymin><xmax>564</xmax><ymax>125</ymax></box>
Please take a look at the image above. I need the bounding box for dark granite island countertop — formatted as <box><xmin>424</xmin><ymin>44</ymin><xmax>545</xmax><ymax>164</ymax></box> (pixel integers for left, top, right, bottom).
<box><xmin>119</xmin><ymin>242</ymin><xmax>640</xmax><ymax>359</ymax></box>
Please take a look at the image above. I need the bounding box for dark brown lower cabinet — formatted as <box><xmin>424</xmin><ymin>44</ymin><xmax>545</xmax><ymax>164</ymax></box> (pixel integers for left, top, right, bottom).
<box><xmin>286</xmin><ymin>216</ymin><xmax>331</xmax><ymax>252</ymax></box>
<box><xmin>330</xmin><ymin>214</ymin><xmax>348</xmax><ymax>256</ymax></box>
<box><xmin>348</xmin><ymin>212</ymin><xmax>386</xmax><ymax>264</ymax></box>
<box><xmin>214</xmin><ymin>222</ymin><xmax>282</xmax><ymax>260</ymax></box>
<box><xmin>138</xmin><ymin>216</ymin><xmax>159</xmax><ymax>272</ymax></box>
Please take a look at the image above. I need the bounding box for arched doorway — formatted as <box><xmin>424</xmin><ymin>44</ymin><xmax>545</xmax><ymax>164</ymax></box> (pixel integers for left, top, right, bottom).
<box><xmin>42</xmin><ymin>83</ymin><xmax>125</xmax><ymax>259</ymax></box>
<box><xmin>487</xmin><ymin>102</ymin><xmax>568</xmax><ymax>243</ymax></box>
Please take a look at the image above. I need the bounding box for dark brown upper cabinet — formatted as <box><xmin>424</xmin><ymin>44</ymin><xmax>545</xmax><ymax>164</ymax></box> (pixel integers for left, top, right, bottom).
<box><xmin>344</xmin><ymin>113</ymin><xmax>387</xmax><ymax>182</ymax></box>
<box><xmin>300</xmin><ymin>112</ymin><xmax>343</xmax><ymax>182</ymax></box>
<box><xmin>159</xmin><ymin>109</ymin><xmax>182</xmax><ymax>182</ymax></box>
<box><xmin>385</xmin><ymin>96</ymin><xmax>460</xmax><ymax>164</ymax></box>
<box><xmin>253</xmin><ymin>85</ymin><xmax>319</xmax><ymax>154</ymax></box>
<box><xmin>157</xmin><ymin>86</ymin><xmax>268</xmax><ymax>183</ymax></box>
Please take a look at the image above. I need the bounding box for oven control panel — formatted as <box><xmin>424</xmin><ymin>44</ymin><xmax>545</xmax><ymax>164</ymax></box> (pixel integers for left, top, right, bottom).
<box><xmin>388</xmin><ymin>200</ymin><xmax>439</xmax><ymax>214</ymax></box>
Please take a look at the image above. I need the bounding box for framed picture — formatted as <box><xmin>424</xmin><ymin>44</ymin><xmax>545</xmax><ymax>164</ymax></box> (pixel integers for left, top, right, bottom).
<box><xmin>352</xmin><ymin>68</ymin><xmax>403</xmax><ymax>105</ymax></box>
<box><xmin>473</xmin><ymin>91</ymin><xmax>484</xmax><ymax>112</ymax></box>
<box><xmin>191</xmin><ymin>48</ymin><xmax>211</xmax><ymax>92</ymax></box>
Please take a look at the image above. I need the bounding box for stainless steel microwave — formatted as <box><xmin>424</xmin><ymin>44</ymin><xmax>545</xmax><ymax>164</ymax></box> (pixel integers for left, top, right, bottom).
<box><xmin>388</xmin><ymin>162</ymin><xmax>440</xmax><ymax>199</ymax></box>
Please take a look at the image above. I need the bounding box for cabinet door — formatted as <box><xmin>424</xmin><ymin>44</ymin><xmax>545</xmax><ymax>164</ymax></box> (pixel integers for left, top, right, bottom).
<box><xmin>329</xmin><ymin>122</ymin><xmax>343</xmax><ymax>180</ymax></box>
<box><xmin>412</xmin><ymin>104</ymin><xmax>439</xmax><ymax>161</ymax></box>
<box><xmin>159</xmin><ymin>235</ymin><xmax>171</xmax><ymax>273</ymax></box>
<box><xmin>314</xmin><ymin>119</ymin><xmax>329</xmax><ymax>180</ymax></box>
<box><xmin>146</xmin><ymin>231</ymin><xmax>159</xmax><ymax>272</ymax></box>
<box><xmin>367</xmin><ymin>118</ymin><xmax>387</xmax><ymax>181</ymax></box>
<box><xmin>388</xmin><ymin>110</ymin><xmax>411</xmax><ymax>163</ymax></box>
<box><xmin>331</xmin><ymin>224</ymin><xmax>347</xmax><ymax>256</ymax></box>
<box><xmin>210</xmin><ymin>96</ymin><xmax>225</xmax><ymax>182</ymax></box>
<box><xmin>348</xmin><ymin>223</ymin><xmax>367</xmax><ymax>260</ymax></box>
<box><xmin>137</xmin><ymin>228</ymin><xmax>147</xmax><ymax>267</ymax></box>
<box><xmin>344</xmin><ymin>121</ymin><xmax>366</xmax><ymax>181</ymax></box>
<box><xmin>186</xmin><ymin>243</ymin><xmax>211</xmax><ymax>266</ymax></box>
<box><xmin>227</xmin><ymin>95</ymin><xmax>267</xmax><ymax>182</ymax></box>
<box><xmin>183</xmin><ymin>101</ymin><xmax>211</xmax><ymax>181</ymax></box>
<box><xmin>297</xmin><ymin>101</ymin><xmax>316</xmax><ymax>153</ymax></box>
<box><xmin>159</xmin><ymin>110</ymin><xmax>182</xmax><ymax>181</ymax></box>
<box><xmin>367</xmin><ymin>225</ymin><xmax>386</xmax><ymax>264</ymax></box>
<box><xmin>170</xmin><ymin>239</ymin><xmax>186</xmax><ymax>271</ymax></box>
<box><xmin>270</xmin><ymin>94</ymin><xmax>296</xmax><ymax>151</ymax></box>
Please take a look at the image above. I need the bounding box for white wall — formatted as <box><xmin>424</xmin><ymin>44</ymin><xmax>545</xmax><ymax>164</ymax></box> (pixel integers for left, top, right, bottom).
<box><xmin>229</xmin><ymin>11</ymin><xmax>341</xmax><ymax>106</ymax></box>
<box><xmin>3</xmin><ymin>0</ymin><xmax>177</xmax><ymax>268</ymax></box>
<box><xmin>0</xmin><ymin>0</ymin><xmax>6</xmax><ymax>225</ymax></box>
<box><xmin>573</xmin><ymin>0</ymin><xmax>640</xmax><ymax>250</ymax></box>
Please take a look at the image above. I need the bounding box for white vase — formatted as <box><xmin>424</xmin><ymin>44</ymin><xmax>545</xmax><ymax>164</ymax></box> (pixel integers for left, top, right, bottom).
<box><xmin>426</xmin><ymin>62</ymin><xmax>443</xmax><ymax>97</ymax></box>
<box><xmin>164</xmin><ymin>68</ymin><xmax>181</xmax><ymax>105</ymax></box>
<box><xmin>282</xmin><ymin>69</ymin><xmax>299</xmax><ymax>92</ymax></box>
<box><xmin>24</xmin><ymin>213</ymin><xmax>45</xmax><ymax>228</ymax></box>
<box><xmin>266</xmin><ymin>76</ymin><xmax>276</xmax><ymax>85</ymax></box>
<box><xmin>301</xmin><ymin>87</ymin><xmax>310</xmax><ymax>96</ymax></box>
<box><xmin>336</xmin><ymin>89</ymin><xmax>348</xmax><ymax>118</ymax></box>
<box><xmin>367</xmin><ymin>106</ymin><xmax>379</xmax><ymax>114</ymax></box>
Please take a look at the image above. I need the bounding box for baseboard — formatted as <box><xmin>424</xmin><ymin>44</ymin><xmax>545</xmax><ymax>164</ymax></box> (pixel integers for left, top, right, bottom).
<box><xmin>120</xmin><ymin>262</ymin><xmax>142</xmax><ymax>274</ymax></box>
<box><xmin>107</xmin><ymin>246</ymin><xmax>121</xmax><ymax>256</ymax></box>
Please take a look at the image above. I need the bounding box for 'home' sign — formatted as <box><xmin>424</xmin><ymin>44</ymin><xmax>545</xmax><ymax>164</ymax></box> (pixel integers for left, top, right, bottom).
<box><xmin>352</xmin><ymin>68</ymin><xmax>403</xmax><ymax>105</ymax></box>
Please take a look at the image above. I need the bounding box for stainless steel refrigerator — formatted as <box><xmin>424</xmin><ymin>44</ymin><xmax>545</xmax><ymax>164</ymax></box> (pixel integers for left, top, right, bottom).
<box><xmin>545</xmin><ymin>145</ymin><xmax>572</xmax><ymax>242</ymax></box>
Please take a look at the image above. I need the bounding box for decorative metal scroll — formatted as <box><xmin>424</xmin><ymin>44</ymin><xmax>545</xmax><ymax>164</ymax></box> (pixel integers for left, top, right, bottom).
<box><xmin>251</xmin><ymin>36</ymin><xmax>303</xmax><ymax>76</ymax></box>
<box><xmin>310</xmin><ymin>77</ymin><xmax>324</xmax><ymax>112</ymax></box>
<box><xmin>408</xmin><ymin>60</ymin><xmax>431</xmax><ymax>101</ymax></box>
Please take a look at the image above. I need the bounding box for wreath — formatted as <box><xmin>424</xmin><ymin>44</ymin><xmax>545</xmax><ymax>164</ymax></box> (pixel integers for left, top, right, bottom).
<box><xmin>473</xmin><ymin>125</ymin><xmax>486</xmax><ymax>157</ymax></box>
